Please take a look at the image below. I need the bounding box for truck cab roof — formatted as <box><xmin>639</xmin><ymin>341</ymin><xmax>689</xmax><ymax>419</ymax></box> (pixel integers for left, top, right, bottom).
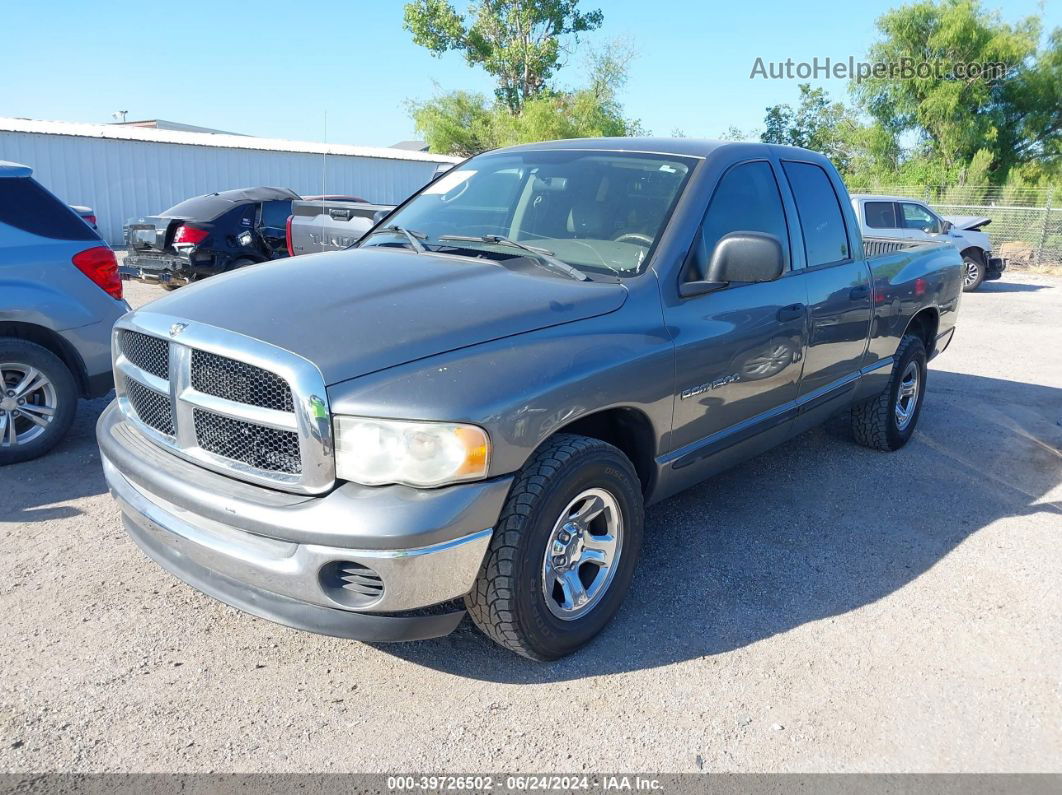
<box><xmin>491</xmin><ymin>137</ymin><xmax>832</xmax><ymax>164</ymax></box>
<box><xmin>0</xmin><ymin>160</ymin><xmax>33</xmax><ymax>178</ymax></box>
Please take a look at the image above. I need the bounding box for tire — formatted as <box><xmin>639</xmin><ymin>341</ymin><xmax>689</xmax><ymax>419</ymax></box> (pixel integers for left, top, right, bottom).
<box><xmin>161</xmin><ymin>283</ymin><xmax>181</xmax><ymax>291</ymax></box>
<box><xmin>851</xmin><ymin>334</ymin><xmax>927</xmax><ymax>451</ymax></box>
<box><xmin>961</xmin><ymin>252</ymin><xmax>985</xmax><ymax>292</ymax></box>
<box><xmin>226</xmin><ymin>257</ymin><xmax>257</xmax><ymax>273</ymax></box>
<box><xmin>465</xmin><ymin>434</ymin><xmax>644</xmax><ymax>660</ymax></box>
<box><xmin>0</xmin><ymin>339</ymin><xmax>79</xmax><ymax>465</ymax></box>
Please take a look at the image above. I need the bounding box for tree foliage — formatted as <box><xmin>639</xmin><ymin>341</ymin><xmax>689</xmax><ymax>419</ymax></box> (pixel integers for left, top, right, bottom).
<box><xmin>408</xmin><ymin>39</ymin><xmax>643</xmax><ymax>156</ymax></box>
<box><xmin>761</xmin><ymin>84</ymin><xmax>868</xmax><ymax>172</ymax></box>
<box><xmin>852</xmin><ymin>0</ymin><xmax>1060</xmax><ymax>174</ymax></box>
<box><xmin>403</xmin><ymin>0</ymin><xmax>602</xmax><ymax>112</ymax></box>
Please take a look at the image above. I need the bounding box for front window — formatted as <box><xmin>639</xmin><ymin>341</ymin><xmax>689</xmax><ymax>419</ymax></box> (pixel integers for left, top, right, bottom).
<box><xmin>359</xmin><ymin>150</ymin><xmax>695</xmax><ymax>277</ymax></box>
<box><xmin>900</xmin><ymin>202</ymin><xmax>941</xmax><ymax>233</ymax></box>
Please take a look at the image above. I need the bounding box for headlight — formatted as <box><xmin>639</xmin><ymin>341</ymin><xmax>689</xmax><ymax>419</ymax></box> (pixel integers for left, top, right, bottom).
<box><xmin>333</xmin><ymin>416</ymin><xmax>490</xmax><ymax>487</ymax></box>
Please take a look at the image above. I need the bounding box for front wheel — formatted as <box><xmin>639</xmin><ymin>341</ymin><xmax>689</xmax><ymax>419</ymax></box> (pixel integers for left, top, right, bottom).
<box><xmin>851</xmin><ymin>334</ymin><xmax>927</xmax><ymax>451</ymax></box>
<box><xmin>465</xmin><ymin>434</ymin><xmax>644</xmax><ymax>660</ymax></box>
<box><xmin>962</xmin><ymin>254</ymin><xmax>985</xmax><ymax>292</ymax></box>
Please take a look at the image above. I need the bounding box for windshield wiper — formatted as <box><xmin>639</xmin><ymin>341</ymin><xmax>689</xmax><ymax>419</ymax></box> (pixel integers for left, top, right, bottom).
<box><xmin>439</xmin><ymin>234</ymin><xmax>589</xmax><ymax>281</ymax></box>
<box><xmin>363</xmin><ymin>225</ymin><xmax>427</xmax><ymax>253</ymax></box>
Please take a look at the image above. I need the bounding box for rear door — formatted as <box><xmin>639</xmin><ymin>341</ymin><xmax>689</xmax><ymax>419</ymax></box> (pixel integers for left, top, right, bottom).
<box><xmin>780</xmin><ymin>161</ymin><xmax>872</xmax><ymax>402</ymax></box>
<box><xmin>665</xmin><ymin>159</ymin><xmax>808</xmax><ymax>454</ymax></box>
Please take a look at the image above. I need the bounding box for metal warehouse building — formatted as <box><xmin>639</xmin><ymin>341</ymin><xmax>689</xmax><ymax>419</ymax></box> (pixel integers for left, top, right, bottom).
<box><xmin>0</xmin><ymin>117</ymin><xmax>459</xmax><ymax>246</ymax></box>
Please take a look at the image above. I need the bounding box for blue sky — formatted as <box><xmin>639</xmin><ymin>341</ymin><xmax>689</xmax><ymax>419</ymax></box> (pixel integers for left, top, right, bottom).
<box><xmin>1</xmin><ymin>0</ymin><xmax>1056</xmax><ymax>147</ymax></box>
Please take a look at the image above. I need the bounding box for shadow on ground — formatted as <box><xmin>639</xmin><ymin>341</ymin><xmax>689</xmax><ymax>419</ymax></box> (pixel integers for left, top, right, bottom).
<box><xmin>0</xmin><ymin>396</ymin><xmax>112</xmax><ymax>522</ymax></box>
<box><xmin>377</xmin><ymin>370</ymin><xmax>1062</xmax><ymax>682</ymax></box>
<box><xmin>978</xmin><ymin>280</ymin><xmax>1053</xmax><ymax>293</ymax></box>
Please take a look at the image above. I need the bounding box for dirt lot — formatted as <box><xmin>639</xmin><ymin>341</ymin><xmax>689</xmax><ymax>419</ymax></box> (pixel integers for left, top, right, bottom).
<box><xmin>1</xmin><ymin>274</ymin><xmax>1060</xmax><ymax>773</ymax></box>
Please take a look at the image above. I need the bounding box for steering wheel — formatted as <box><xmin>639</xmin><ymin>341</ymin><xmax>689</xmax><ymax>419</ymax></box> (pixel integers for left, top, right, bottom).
<box><xmin>613</xmin><ymin>233</ymin><xmax>653</xmax><ymax>246</ymax></box>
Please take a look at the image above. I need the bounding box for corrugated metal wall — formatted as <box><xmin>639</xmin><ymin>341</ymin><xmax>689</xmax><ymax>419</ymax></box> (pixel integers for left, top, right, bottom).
<box><xmin>0</xmin><ymin>131</ymin><xmax>448</xmax><ymax>245</ymax></box>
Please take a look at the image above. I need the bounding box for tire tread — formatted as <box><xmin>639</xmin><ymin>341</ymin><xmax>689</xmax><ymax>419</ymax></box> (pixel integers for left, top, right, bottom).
<box><xmin>851</xmin><ymin>333</ymin><xmax>924</xmax><ymax>451</ymax></box>
<box><xmin>465</xmin><ymin>434</ymin><xmax>632</xmax><ymax>660</ymax></box>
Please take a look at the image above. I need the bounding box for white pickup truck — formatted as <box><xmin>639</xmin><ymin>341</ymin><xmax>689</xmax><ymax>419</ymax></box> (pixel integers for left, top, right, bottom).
<box><xmin>851</xmin><ymin>194</ymin><xmax>1006</xmax><ymax>291</ymax></box>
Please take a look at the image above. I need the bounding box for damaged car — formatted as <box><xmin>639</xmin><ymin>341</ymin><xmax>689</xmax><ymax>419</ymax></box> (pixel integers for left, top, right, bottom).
<box><xmin>122</xmin><ymin>187</ymin><xmax>302</xmax><ymax>288</ymax></box>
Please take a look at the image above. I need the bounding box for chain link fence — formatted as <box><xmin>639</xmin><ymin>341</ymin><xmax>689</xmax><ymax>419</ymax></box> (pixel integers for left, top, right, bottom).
<box><xmin>863</xmin><ymin>186</ymin><xmax>1061</xmax><ymax>266</ymax></box>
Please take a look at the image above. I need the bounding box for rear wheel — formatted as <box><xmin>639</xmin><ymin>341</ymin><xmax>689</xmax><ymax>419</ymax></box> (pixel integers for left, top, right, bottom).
<box><xmin>226</xmin><ymin>257</ymin><xmax>257</xmax><ymax>272</ymax></box>
<box><xmin>851</xmin><ymin>334</ymin><xmax>927</xmax><ymax>451</ymax></box>
<box><xmin>0</xmin><ymin>340</ymin><xmax>78</xmax><ymax>465</ymax></box>
<box><xmin>961</xmin><ymin>253</ymin><xmax>985</xmax><ymax>292</ymax></box>
<box><xmin>465</xmin><ymin>434</ymin><xmax>644</xmax><ymax>660</ymax></box>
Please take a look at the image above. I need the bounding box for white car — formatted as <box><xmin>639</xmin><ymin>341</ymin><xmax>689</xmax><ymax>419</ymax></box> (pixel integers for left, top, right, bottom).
<box><xmin>851</xmin><ymin>194</ymin><xmax>1006</xmax><ymax>291</ymax></box>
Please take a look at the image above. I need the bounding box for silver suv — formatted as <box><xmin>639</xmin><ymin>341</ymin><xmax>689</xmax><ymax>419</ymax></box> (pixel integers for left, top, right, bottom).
<box><xmin>0</xmin><ymin>160</ymin><xmax>128</xmax><ymax>464</ymax></box>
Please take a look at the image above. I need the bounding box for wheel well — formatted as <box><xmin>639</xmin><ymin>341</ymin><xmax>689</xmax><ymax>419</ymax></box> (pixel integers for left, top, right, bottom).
<box><xmin>553</xmin><ymin>407</ymin><xmax>656</xmax><ymax>497</ymax></box>
<box><xmin>959</xmin><ymin>246</ymin><xmax>985</xmax><ymax>265</ymax></box>
<box><xmin>903</xmin><ymin>308</ymin><xmax>939</xmax><ymax>356</ymax></box>
<box><xmin>0</xmin><ymin>322</ymin><xmax>88</xmax><ymax>396</ymax></box>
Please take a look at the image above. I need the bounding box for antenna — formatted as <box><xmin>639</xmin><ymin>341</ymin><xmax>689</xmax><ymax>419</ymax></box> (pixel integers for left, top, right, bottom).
<box><xmin>322</xmin><ymin>110</ymin><xmax>328</xmax><ymax>198</ymax></box>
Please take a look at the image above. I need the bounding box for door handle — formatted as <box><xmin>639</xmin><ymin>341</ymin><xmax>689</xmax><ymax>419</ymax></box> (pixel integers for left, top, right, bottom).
<box><xmin>776</xmin><ymin>303</ymin><xmax>806</xmax><ymax>322</ymax></box>
<box><xmin>849</xmin><ymin>284</ymin><xmax>870</xmax><ymax>301</ymax></box>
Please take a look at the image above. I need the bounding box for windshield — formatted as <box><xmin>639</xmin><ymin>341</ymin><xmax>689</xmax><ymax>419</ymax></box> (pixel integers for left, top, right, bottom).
<box><xmin>359</xmin><ymin>150</ymin><xmax>695</xmax><ymax>277</ymax></box>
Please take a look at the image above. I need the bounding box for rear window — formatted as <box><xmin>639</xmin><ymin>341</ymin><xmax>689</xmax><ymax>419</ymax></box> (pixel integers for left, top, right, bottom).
<box><xmin>781</xmin><ymin>161</ymin><xmax>850</xmax><ymax>267</ymax></box>
<box><xmin>0</xmin><ymin>177</ymin><xmax>98</xmax><ymax>241</ymax></box>
<box><xmin>161</xmin><ymin>194</ymin><xmax>239</xmax><ymax>221</ymax></box>
<box><xmin>864</xmin><ymin>201</ymin><xmax>897</xmax><ymax>229</ymax></box>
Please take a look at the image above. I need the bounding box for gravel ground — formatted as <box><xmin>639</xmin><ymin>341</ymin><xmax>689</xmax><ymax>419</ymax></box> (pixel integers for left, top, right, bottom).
<box><xmin>1</xmin><ymin>273</ymin><xmax>1059</xmax><ymax>773</ymax></box>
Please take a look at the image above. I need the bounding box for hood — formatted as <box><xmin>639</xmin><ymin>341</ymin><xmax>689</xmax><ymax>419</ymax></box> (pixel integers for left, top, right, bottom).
<box><xmin>138</xmin><ymin>248</ymin><xmax>628</xmax><ymax>384</ymax></box>
<box><xmin>944</xmin><ymin>215</ymin><xmax>991</xmax><ymax>231</ymax></box>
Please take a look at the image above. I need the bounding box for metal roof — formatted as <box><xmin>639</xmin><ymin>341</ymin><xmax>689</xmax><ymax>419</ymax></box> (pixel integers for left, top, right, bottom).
<box><xmin>0</xmin><ymin>117</ymin><xmax>461</xmax><ymax>165</ymax></box>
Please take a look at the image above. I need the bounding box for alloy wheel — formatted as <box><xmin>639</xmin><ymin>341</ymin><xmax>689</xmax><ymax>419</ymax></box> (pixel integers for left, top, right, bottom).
<box><xmin>541</xmin><ymin>488</ymin><xmax>624</xmax><ymax>620</ymax></box>
<box><xmin>0</xmin><ymin>363</ymin><xmax>58</xmax><ymax>447</ymax></box>
<box><xmin>894</xmin><ymin>360</ymin><xmax>920</xmax><ymax>431</ymax></box>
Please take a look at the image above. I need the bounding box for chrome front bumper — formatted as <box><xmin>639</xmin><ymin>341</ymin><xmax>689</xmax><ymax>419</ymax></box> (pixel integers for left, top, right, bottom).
<box><xmin>97</xmin><ymin>402</ymin><xmax>511</xmax><ymax>641</ymax></box>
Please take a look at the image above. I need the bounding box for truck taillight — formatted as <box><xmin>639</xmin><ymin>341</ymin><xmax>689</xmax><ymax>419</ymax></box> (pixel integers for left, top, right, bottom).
<box><xmin>85</xmin><ymin>214</ymin><xmax>97</xmax><ymax>226</ymax></box>
<box><xmin>173</xmin><ymin>225</ymin><xmax>209</xmax><ymax>245</ymax></box>
<box><xmin>72</xmin><ymin>246</ymin><xmax>123</xmax><ymax>300</ymax></box>
<box><xmin>286</xmin><ymin>214</ymin><xmax>294</xmax><ymax>256</ymax></box>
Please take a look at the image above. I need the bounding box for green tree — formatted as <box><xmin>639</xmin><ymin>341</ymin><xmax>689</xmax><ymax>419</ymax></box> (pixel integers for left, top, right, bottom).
<box><xmin>403</xmin><ymin>0</ymin><xmax>603</xmax><ymax>113</ymax></box>
<box><xmin>408</xmin><ymin>38</ymin><xmax>643</xmax><ymax>156</ymax></box>
<box><xmin>852</xmin><ymin>0</ymin><xmax>1060</xmax><ymax>176</ymax></box>
<box><xmin>760</xmin><ymin>84</ymin><xmax>868</xmax><ymax>174</ymax></box>
<box><xmin>407</xmin><ymin>90</ymin><xmax>500</xmax><ymax>156</ymax></box>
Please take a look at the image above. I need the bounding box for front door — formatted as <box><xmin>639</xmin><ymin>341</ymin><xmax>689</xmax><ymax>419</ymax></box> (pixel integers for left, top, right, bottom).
<box><xmin>666</xmin><ymin>160</ymin><xmax>809</xmax><ymax>454</ymax></box>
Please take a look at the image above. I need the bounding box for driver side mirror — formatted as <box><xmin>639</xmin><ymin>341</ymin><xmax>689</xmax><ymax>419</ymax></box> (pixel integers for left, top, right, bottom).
<box><xmin>680</xmin><ymin>232</ymin><xmax>785</xmax><ymax>298</ymax></box>
<box><xmin>941</xmin><ymin>220</ymin><xmax>953</xmax><ymax>233</ymax></box>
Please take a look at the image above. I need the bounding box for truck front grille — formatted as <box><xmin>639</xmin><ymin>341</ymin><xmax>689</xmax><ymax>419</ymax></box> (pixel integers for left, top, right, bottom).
<box><xmin>193</xmin><ymin>409</ymin><xmax>302</xmax><ymax>474</ymax></box>
<box><xmin>120</xmin><ymin>330</ymin><xmax>169</xmax><ymax>380</ymax></box>
<box><xmin>125</xmin><ymin>379</ymin><xmax>174</xmax><ymax>437</ymax></box>
<box><xmin>191</xmin><ymin>350</ymin><xmax>294</xmax><ymax>412</ymax></box>
<box><xmin>112</xmin><ymin>317</ymin><xmax>334</xmax><ymax>494</ymax></box>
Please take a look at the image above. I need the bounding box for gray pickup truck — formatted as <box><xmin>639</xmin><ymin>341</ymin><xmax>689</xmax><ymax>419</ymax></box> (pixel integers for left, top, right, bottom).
<box><xmin>97</xmin><ymin>138</ymin><xmax>962</xmax><ymax>659</ymax></box>
<box><xmin>286</xmin><ymin>199</ymin><xmax>394</xmax><ymax>256</ymax></box>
